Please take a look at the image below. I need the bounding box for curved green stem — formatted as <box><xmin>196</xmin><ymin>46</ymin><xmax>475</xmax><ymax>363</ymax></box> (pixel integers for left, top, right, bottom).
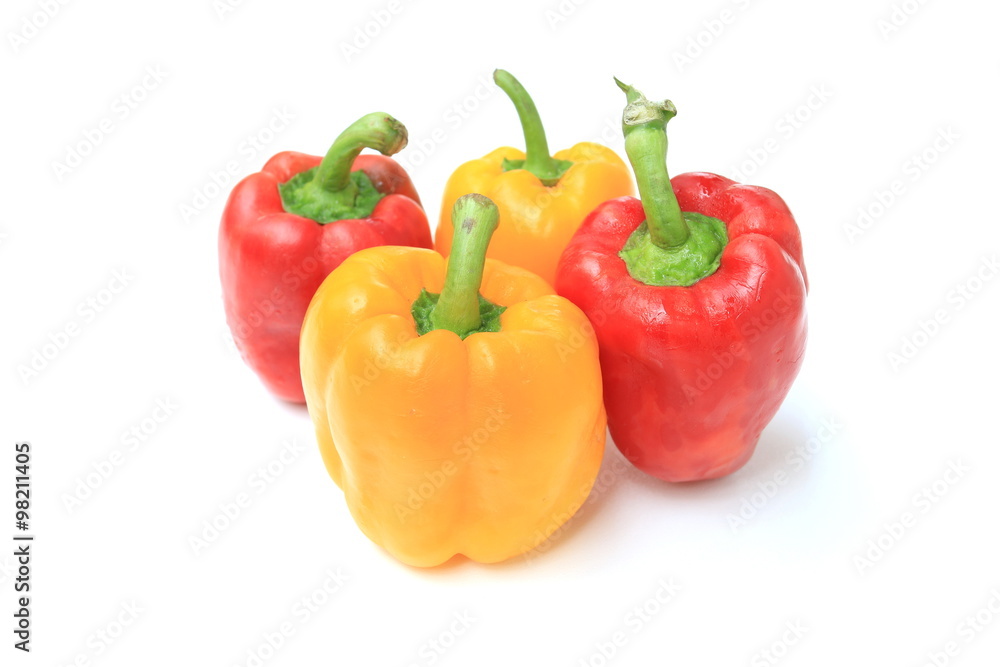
<box><xmin>616</xmin><ymin>78</ymin><xmax>688</xmax><ymax>248</ymax></box>
<box><xmin>494</xmin><ymin>69</ymin><xmax>572</xmax><ymax>187</ymax></box>
<box><xmin>278</xmin><ymin>112</ymin><xmax>406</xmax><ymax>223</ymax></box>
<box><xmin>429</xmin><ymin>194</ymin><xmax>500</xmax><ymax>336</ymax></box>
<box><xmin>314</xmin><ymin>112</ymin><xmax>407</xmax><ymax>198</ymax></box>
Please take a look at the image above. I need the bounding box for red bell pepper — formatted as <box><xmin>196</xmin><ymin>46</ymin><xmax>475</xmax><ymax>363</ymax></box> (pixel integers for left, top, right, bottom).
<box><xmin>556</xmin><ymin>81</ymin><xmax>808</xmax><ymax>482</ymax></box>
<box><xmin>219</xmin><ymin>112</ymin><xmax>431</xmax><ymax>403</ymax></box>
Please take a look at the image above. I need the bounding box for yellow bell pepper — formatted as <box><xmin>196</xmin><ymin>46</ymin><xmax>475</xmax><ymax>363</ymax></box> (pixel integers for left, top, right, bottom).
<box><xmin>435</xmin><ymin>70</ymin><xmax>633</xmax><ymax>286</ymax></box>
<box><xmin>300</xmin><ymin>194</ymin><xmax>606</xmax><ymax>567</ymax></box>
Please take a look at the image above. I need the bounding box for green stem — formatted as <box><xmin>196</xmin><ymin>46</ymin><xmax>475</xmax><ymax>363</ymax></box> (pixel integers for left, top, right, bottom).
<box><xmin>429</xmin><ymin>194</ymin><xmax>500</xmax><ymax>336</ymax></box>
<box><xmin>614</xmin><ymin>79</ymin><xmax>728</xmax><ymax>287</ymax></box>
<box><xmin>314</xmin><ymin>112</ymin><xmax>407</xmax><ymax>201</ymax></box>
<box><xmin>616</xmin><ymin>78</ymin><xmax>688</xmax><ymax>248</ymax></box>
<box><xmin>494</xmin><ymin>69</ymin><xmax>571</xmax><ymax>187</ymax></box>
<box><xmin>279</xmin><ymin>112</ymin><xmax>407</xmax><ymax>223</ymax></box>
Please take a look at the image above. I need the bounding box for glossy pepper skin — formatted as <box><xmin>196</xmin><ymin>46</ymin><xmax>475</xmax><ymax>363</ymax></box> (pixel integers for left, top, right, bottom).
<box><xmin>301</xmin><ymin>195</ymin><xmax>605</xmax><ymax>566</ymax></box>
<box><xmin>435</xmin><ymin>70</ymin><xmax>632</xmax><ymax>286</ymax></box>
<box><xmin>556</xmin><ymin>83</ymin><xmax>807</xmax><ymax>483</ymax></box>
<box><xmin>220</xmin><ymin>113</ymin><xmax>431</xmax><ymax>403</ymax></box>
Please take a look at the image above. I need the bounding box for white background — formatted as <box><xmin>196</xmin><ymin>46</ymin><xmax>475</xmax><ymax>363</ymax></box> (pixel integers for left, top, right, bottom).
<box><xmin>3</xmin><ymin>0</ymin><xmax>999</xmax><ymax>664</ymax></box>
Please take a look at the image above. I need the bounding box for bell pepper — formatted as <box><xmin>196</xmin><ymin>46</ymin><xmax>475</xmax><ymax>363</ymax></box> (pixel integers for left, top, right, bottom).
<box><xmin>556</xmin><ymin>80</ymin><xmax>808</xmax><ymax>482</ymax></box>
<box><xmin>219</xmin><ymin>112</ymin><xmax>431</xmax><ymax>403</ymax></box>
<box><xmin>300</xmin><ymin>194</ymin><xmax>606</xmax><ymax>566</ymax></box>
<box><xmin>435</xmin><ymin>69</ymin><xmax>632</xmax><ymax>286</ymax></box>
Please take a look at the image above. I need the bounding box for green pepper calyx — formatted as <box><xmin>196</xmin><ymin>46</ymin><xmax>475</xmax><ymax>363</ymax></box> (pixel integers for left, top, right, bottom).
<box><xmin>279</xmin><ymin>112</ymin><xmax>405</xmax><ymax>223</ymax></box>
<box><xmin>615</xmin><ymin>78</ymin><xmax>729</xmax><ymax>287</ymax></box>
<box><xmin>412</xmin><ymin>194</ymin><xmax>506</xmax><ymax>338</ymax></box>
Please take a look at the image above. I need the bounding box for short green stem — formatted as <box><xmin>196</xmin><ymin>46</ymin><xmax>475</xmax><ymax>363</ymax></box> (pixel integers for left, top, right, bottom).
<box><xmin>494</xmin><ymin>69</ymin><xmax>572</xmax><ymax>187</ymax></box>
<box><xmin>616</xmin><ymin>78</ymin><xmax>688</xmax><ymax>248</ymax></box>
<box><xmin>278</xmin><ymin>113</ymin><xmax>406</xmax><ymax>223</ymax></box>
<box><xmin>428</xmin><ymin>194</ymin><xmax>500</xmax><ymax>336</ymax></box>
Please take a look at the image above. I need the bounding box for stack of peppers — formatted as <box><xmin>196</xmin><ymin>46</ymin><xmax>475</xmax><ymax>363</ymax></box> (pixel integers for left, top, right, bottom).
<box><xmin>219</xmin><ymin>71</ymin><xmax>807</xmax><ymax>566</ymax></box>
